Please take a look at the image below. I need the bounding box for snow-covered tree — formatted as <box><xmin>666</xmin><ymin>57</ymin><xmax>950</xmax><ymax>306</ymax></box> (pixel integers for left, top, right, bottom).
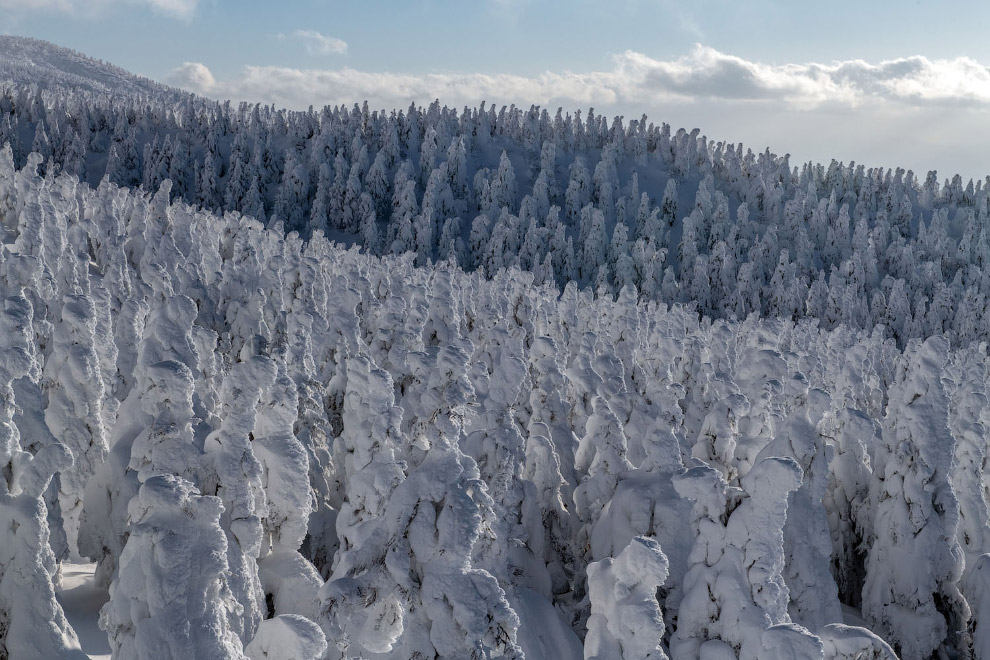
<box><xmin>585</xmin><ymin>536</ymin><xmax>670</xmax><ymax>660</ymax></box>
<box><xmin>0</xmin><ymin>292</ymin><xmax>78</xmax><ymax>660</ymax></box>
<box><xmin>202</xmin><ymin>352</ymin><xmax>274</xmax><ymax>642</ymax></box>
<box><xmin>45</xmin><ymin>290</ymin><xmax>107</xmax><ymax>556</ymax></box>
<box><xmin>863</xmin><ymin>337</ymin><xmax>970</xmax><ymax>660</ymax></box>
<box><xmin>377</xmin><ymin>343</ymin><xmax>524</xmax><ymax>660</ymax></box>
<box><xmin>100</xmin><ymin>474</ymin><xmax>250</xmax><ymax>660</ymax></box>
<box><xmin>319</xmin><ymin>355</ymin><xmax>407</xmax><ymax>659</ymax></box>
<box><xmin>672</xmin><ymin>457</ymin><xmax>804</xmax><ymax>660</ymax></box>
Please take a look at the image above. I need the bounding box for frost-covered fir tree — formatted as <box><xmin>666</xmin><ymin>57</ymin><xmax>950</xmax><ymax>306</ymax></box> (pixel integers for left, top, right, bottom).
<box><xmin>671</xmin><ymin>457</ymin><xmax>804</xmax><ymax>660</ymax></box>
<box><xmin>373</xmin><ymin>343</ymin><xmax>524</xmax><ymax>659</ymax></box>
<box><xmin>585</xmin><ymin>536</ymin><xmax>670</xmax><ymax>660</ymax></box>
<box><xmin>0</xmin><ymin>293</ymin><xmax>79</xmax><ymax>660</ymax></box>
<box><xmin>319</xmin><ymin>355</ymin><xmax>407</xmax><ymax>659</ymax></box>
<box><xmin>45</xmin><ymin>290</ymin><xmax>107</xmax><ymax>557</ymax></box>
<box><xmin>756</xmin><ymin>409</ymin><xmax>843</xmax><ymax>630</ymax></box>
<box><xmin>863</xmin><ymin>337</ymin><xmax>970</xmax><ymax>660</ymax></box>
<box><xmin>573</xmin><ymin>396</ymin><xmax>633</xmax><ymax>531</ymax></box>
<box><xmin>202</xmin><ymin>351</ymin><xmax>273</xmax><ymax>642</ymax></box>
<box><xmin>78</xmin><ymin>284</ymin><xmax>200</xmax><ymax>586</ymax></box>
<box><xmin>100</xmin><ymin>474</ymin><xmax>249</xmax><ymax>660</ymax></box>
<box><xmin>944</xmin><ymin>347</ymin><xmax>990</xmax><ymax>660</ymax></box>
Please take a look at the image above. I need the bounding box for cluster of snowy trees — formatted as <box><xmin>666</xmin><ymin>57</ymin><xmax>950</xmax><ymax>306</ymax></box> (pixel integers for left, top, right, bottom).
<box><xmin>5</xmin><ymin>43</ymin><xmax>990</xmax><ymax>347</ymax></box>
<box><xmin>6</xmin><ymin>142</ymin><xmax>990</xmax><ymax>659</ymax></box>
<box><xmin>7</xmin><ymin>36</ymin><xmax>990</xmax><ymax>660</ymax></box>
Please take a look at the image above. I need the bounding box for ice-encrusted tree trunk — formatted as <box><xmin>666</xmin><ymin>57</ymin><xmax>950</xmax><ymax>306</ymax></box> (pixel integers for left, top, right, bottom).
<box><xmin>820</xmin><ymin>407</ymin><xmax>876</xmax><ymax>608</ymax></box>
<box><xmin>96</xmin><ymin>286</ymin><xmax>236</xmax><ymax>654</ymax></box>
<box><xmin>284</xmin><ymin>311</ymin><xmax>339</xmax><ymax>581</ymax></box>
<box><xmin>863</xmin><ymin>336</ymin><xmax>970</xmax><ymax>660</ymax></box>
<box><xmin>100</xmin><ymin>474</ymin><xmax>249</xmax><ymax>660</ymax></box>
<box><xmin>78</xmin><ymin>283</ymin><xmax>199</xmax><ymax>586</ymax></box>
<box><xmin>376</xmin><ymin>343</ymin><xmax>524</xmax><ymax>660</ymax></box>
<box><xmin>463</xmin><ymin>325</ymin><xmax>531</xmax><ymax>587</ymax></box>
<box><xmin>0</xmin><ymin>144</ymin><xmax>15</xmax><ymax>231</ymax></box>
<box><xmin>526</xmin><ymin>334</ymin><xmax>578</xmax><ymax>505</ymax></box>
<box><xmin>584</xmin><ymin>536</ymin><xmax>670</xmax><ymax>660</ymax></box>
<box><xmin>524</xmin><ymin>335</ymin><xmax>581</xmax><ymax>605</ymax></box>
<box><xmin>690</xmin><ymin>369</ymin><xmax>747</xmax><ymax>484</ymax></box>
<box><xmin>564</xmin><ymin>331</ymin><xmax>604</xmax><ymax>440</ymax></box>
<box><xmin>44</xmin><ymin>290</ymin><xmax>107</xmax><ymax>558</ymax></box>
<box><xmin>45</xmin><ymin>200</ymin><xmax>110</xmax><ymax>543</ymax></box>
<box><xmin>0</xmin><ymin>292</ymin><xmax>79</xmax><ymax>660</ymax></box>
<box><xmin>671</xmin><ymin>457</ymin><xmax>805</xmax><ymax>660</ymax></box>
<box><xmin>756</xmin><ymin>411</ymin><xmax>843</xmax><ymax>630</ymax></box>
<box><xmin>319</xmin><ymin>355</ymin><xmax>407</xmax><ymax>659</ymax></box>
<box><xmin>254</xmin><ymin>359</ymin><xmax>323</xmax><ymax>620</ymax></box>
<box><xmin>573</xmin><ymin>395</ymin><xmax>633</xmax><ymax>531</ymax></box>
<box><xmin>4</xmin><ymin>249</ymin><xmax>71</xmax><ymax>564</ymax></box>
<box><xmin>202</xmin><ymin>350</ymin><xmax>273</xmax><ymax>644</ymax></box>
<box><xmin>944</xmin><ymin>347</ymin><xmax>990</xmax><ymax>659</ymax></box>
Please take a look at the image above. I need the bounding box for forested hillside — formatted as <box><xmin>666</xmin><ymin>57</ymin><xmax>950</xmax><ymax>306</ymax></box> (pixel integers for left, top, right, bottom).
<box><xmin>1</xmin><ymin>37</ymin><xmax>989</xmax><ymax>660</ymax></box>
<box><xmin>3</xmin><ymin>37</ymin><xmax>990</xmax><ymax>347</ymax></box>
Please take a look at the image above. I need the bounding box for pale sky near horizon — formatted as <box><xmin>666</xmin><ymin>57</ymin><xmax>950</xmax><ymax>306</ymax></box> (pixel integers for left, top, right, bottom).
<box><xmin>4</xmin><ymin>0</ymin><xmax>990</xmax><ymax>181</ymax></box>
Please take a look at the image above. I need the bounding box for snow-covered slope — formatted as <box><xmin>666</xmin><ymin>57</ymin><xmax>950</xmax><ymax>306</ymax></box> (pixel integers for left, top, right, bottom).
<box><xmin>4</xmin><ymin>37</ymin><xmax>990</xmax><ymax>660</ymax></box>
<box><xmin>0</xmin><ymin>36</ymin><xmax>186</xmax><ymax>100</ymax></box>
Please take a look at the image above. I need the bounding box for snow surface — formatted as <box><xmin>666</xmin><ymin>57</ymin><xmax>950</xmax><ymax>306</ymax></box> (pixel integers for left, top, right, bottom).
<box><xmin>510</xmin><ymin>587</ymin><xmax>584</xmax><ymax>660</ymax></box>
<box><xmin>0</xmin><ymin>36</ymin><xmax>186</xmax><ymax>100</ymax></box>
<box><xmin>57</xmin><ymin>563</ymin><xmax>110</xmax><ymax>660</ymax></box>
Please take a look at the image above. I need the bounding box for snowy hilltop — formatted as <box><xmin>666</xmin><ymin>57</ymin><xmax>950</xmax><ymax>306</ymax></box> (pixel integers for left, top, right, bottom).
<box><xmin>0</xmin><ymin>36</ymin><xmax>186</xmax><ymax>100</ymax></box>
<box><xmin>1</xmin><ymin>37</ymin><xmax>989</xmax><ymax>660</ymax></box>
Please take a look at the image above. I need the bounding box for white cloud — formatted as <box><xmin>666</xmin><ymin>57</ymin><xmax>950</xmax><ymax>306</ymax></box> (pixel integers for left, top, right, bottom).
<box><xmin>277</xmin><ymin>30</ymin><xmax>348</xmax><ymax>56</ymax></box>
<box><xmin>168</xmin><ymin>46</ymin><xmax>990</xmax><ymax>112</ymax></box>
<box><xmin>0</xmin><ymin>0</ymin><xmax>197</xmax><ymax>18</ymax></box>
<box><xmin>166</xmin><ymin>61</ymin><xmax>215</xmax><ymax>91</ymax></box>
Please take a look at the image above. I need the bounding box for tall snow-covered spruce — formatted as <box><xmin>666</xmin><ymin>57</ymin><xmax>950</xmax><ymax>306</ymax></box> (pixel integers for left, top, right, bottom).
<box><xmin>863</xmin><ymin>337</ymin><xmax>970</xmax><ymax>660</ymax></box>
<box><xmin>0</xmin><ymin>290</ymin><xmax>78</xmax><ymax>660</ymax></box>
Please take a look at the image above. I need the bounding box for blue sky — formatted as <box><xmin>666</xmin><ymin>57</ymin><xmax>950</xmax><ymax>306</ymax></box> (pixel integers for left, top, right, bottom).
<box><xmin>5</xmin><ymin>0</ymin><xmax>990</xmax><ymax>180</ymax></box>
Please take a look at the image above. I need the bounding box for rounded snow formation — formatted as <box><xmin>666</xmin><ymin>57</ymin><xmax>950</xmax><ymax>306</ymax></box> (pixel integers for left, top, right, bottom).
<box><xmin>586</xmin><ymin>536</ymin><xmax>670</xmax><ymax>660</ymax></box>
<box><xmin>245</xmin><ymin>615</ymin><xmax>327</xmax><ymax>660</ymax></box>
<box><xmin>817</xmin><ymin>623</ymin><xmax>898</xmax><ymax>660</ymax></box>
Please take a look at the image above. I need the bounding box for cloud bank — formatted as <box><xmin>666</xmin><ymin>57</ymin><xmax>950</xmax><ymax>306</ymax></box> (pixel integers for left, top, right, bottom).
<box><xmin>166</xmin><ymin>61</ymin><xmax>216</xmax><ymax>91</ymax></box>
<box><xmin>167</xmin><ymin>45</ymin><xmax>990</xmax><ymax>180</ymax></box>
<box><xmin>169</xmin><ymin>45</ymin><xmax>990</xmax><ymax>111</ymax></box>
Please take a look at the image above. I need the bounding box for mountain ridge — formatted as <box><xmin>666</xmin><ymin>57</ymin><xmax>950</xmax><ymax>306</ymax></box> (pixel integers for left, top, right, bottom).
<box><xmin>0</xmin><ymin>35</ymin><xmax>190</xmax><ymax>101</ymax></box>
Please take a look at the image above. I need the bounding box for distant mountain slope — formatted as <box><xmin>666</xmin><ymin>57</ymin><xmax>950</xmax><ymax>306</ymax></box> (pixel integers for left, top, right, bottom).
<box><xmin>0</xmin><ymin>35</ymin><xmax>188</xmax><ymax>100</ymax></box>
